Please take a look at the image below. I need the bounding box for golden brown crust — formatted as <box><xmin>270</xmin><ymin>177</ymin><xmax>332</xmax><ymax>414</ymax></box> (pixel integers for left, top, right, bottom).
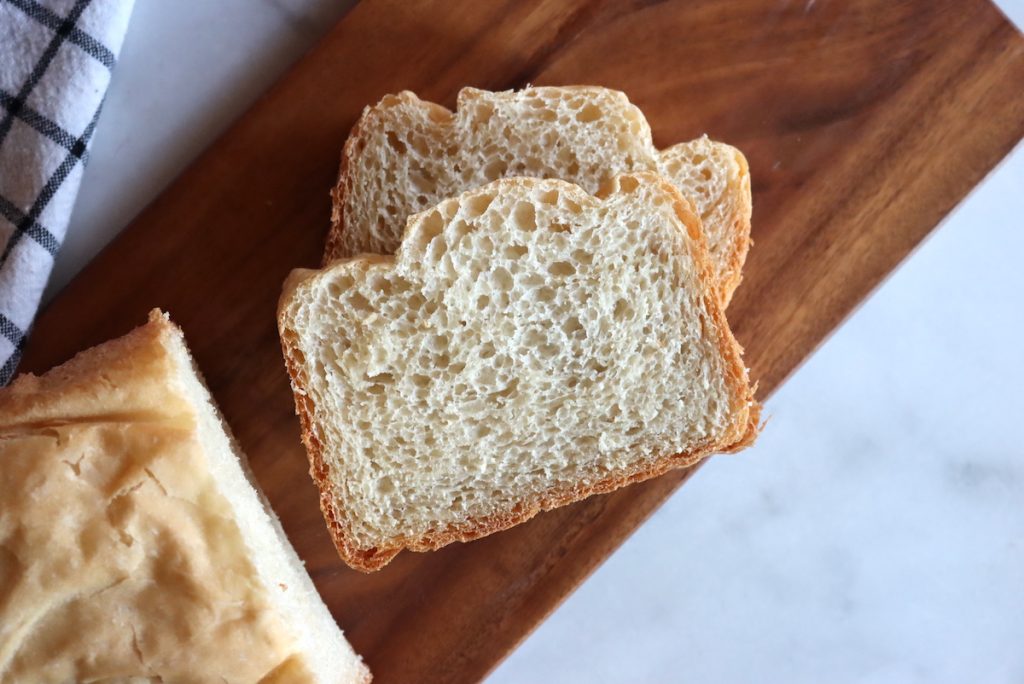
<box><xmin>0</xmin><ymin>309</ymin><xmax>171</xmax><ymax>421</ymax></box>
<box><xmin>278</xmin><ymin>307</ymin><xmax>400</xmax><ymax>572</ymax></box>
<box><xmin>282</xmin><ymin>174</ymin><xmax>760</xmax><ymax>573</ymax></box>
<box><xmin>323</xmin><ymin>104</ymin><xmax>367</xmax><ymax>266</ymax></box>
<box><xmin>716</xmin><ymin>145</ymin><xmax>753</xmax><ymax>309</ymax></box>
<box><xmin>322</xmin><ymin>88</ymin><xmax>753</xmax><ymax>308</ymax></box>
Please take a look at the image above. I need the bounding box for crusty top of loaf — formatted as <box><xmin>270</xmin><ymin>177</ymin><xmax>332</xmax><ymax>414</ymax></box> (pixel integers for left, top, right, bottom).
<box><xmin>0</xmin><ymin>313</ymin><xmax>358</xmax><ymax>683</ymax></box>
<box><xmin>326</xmin><ymin>86</ymin><xmax>751</xmax><ymax>305</ymax></box>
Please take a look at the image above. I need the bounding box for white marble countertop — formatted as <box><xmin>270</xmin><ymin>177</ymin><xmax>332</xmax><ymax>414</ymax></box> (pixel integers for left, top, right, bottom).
<box><xmin>54</xmin><ymin>1</ymin><xmax>1024</xmax><ymax>681</ymax></box>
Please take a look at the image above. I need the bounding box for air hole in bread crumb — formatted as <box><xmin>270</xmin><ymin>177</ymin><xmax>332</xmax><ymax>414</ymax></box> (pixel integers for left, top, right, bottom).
<box><xmin>618</xmin><ymin>176</ymin><xmax>640</xmax><ymax>193</ymax></box>
<box><xmin>576</xmin><ymin>103</ymin><xmax>602</xmax><ymax>122</ymax></box>
<box><xmin>493</xmin><ymin>267</ymin><xmax>514</xmax><ymax>291</ymax></box>
<box><xmin>410</xmin><ymin>137</ymin><xmax>429</xmax><ymax>156</ymax></box>
<box><xmin>523</xmin><ymin>329</ymin><xmax>545</xmax><ymax>347</ymax></box>
<box><xmin>389</xmin><ymin>276</ymin><xmax>412</xmax><ymax>294</ymax></box>
<box><xmin>521</xmin><ymin>273</ymin><xmax>545</xmax><ymax>288</ymax></box>
<box><xmin>348</xmin><ymin>292</ymin><xmax>372</xmax><ymax>312</ymax></box>
<box><xmin>428</xmin><ymin>238</ymin><xmax>446</xmax><ymax>263</ymax></box>
<box><xmin>547</xmin><ymin>261</ymin><xmax>575</xmax><ymax>277</ymax></box>
<box><xmin>385</xmin><ymin>131</ymin><xmax>406</xmax><ymax>154</ymax></box>
<box><xmin>491</xmin><ymin>380</ymin><xmax>516</xmax><ymax>399</ymax></box>
<box><xmin>484</xmin><ymin>159</ymin><xmax>508</xmax><ymax>181</ymax></box>
<box><xmin>513</xmin><ymin>201</ymin><xmax>537</xmax><ymax>232</ymax></box>
<box><xmin>476</xmin><ymin>235</ymin><xmax>494</xmax><ymax>253</ymax></box>
<box><xmin>549</xmin><ymin>222</ymin><xmax>571</xmax><ymax>234</ymax></box>
<box><xmin>474</xmin><ymin>102</ymin><xmax>494</xmax><ymax>124</ymax></box>
<box><xmin>427</xmin><ymin>334</ymin><xmax>449</xmax><ymax>352</ymax></box>
<box><xmin>420</xmin><ymin>210</ymin><xmax>444</xmax><ymax>239</ymax></box>
<box><xmin>410</xmin><ymin>168</ymin><xmax>436</xmax><ymax>194</ymax></box>
<box><xmin>571</xmin><ymin>248</ymin><xmax>593</xmax><ymax>265</ymax></box>
<box><xmin>465</xmin><ymin>192</ymin><xmax>495</xmax><ymax>217</ymax></box>
<box><xmin>613</xmin><ymin>299</ymin><xmax>632</xmax><ymax>320</ymax></box>
<box><xmin>451</xmin><ymin>220</ymin><xmax>471</xmax><ymax>241</ymax></box>
<box><xmin>539</xmin><ymin>189</ymin><xmax>559</xmax><ymax>205</ymax></box>
<box><xmin>440</xmin><ymin>198</ymin><xmax>460</xmax><ymax>220</ymax></box>
<box><xmin>504</xmin><ymin>244</ymin><xmax>528</xmax><ymax>259</ymax></box>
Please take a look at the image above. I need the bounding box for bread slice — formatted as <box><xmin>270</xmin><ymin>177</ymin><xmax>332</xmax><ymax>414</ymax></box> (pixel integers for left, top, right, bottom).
<box><xmin>281</xmin><ymin>173</ymin><xmax>760</xmax><ymax>572</ymax></box>
<box><xmin>0</xmin><ymin>311</ymin><xmax>369</xmax><ymax>683</ymax></box>
<box><xmin>324</xmin><ymin>86</ymin><xmax>752</xmax><ymax>306</ymax></box>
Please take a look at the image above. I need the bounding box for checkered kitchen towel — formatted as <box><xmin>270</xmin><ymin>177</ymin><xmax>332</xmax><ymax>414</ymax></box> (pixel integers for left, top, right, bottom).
<box><xmin>0</xmin><ymin>0</ymin><xmax>133</xmax><ymax>384</ymax></box>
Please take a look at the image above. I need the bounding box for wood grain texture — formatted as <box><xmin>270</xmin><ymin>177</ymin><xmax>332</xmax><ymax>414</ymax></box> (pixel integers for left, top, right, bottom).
<box><xmin>19</xmin><ymin>0</ymin><xmax>1024</xmax><ymax>681</ymax></box>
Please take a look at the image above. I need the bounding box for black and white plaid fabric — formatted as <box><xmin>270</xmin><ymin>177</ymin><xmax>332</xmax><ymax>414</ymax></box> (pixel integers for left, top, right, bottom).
<box><xmin>0</xmin><ymin>0</ymin><xmax>132</xmax><ymax>384</ymax></box>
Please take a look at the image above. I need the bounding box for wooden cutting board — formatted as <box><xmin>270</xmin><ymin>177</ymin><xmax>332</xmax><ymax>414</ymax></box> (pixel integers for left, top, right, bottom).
<box><xmin>20</xmin><ymin>0</ymin><xmax>1024</xmax><ymax>681</ymax></box>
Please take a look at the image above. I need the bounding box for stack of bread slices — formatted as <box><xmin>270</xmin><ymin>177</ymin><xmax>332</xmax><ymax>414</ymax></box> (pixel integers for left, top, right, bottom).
<box><xmin>279</xmin><ymin>86</ymin><xmax>761</xmax><ymax>572</ymax></box>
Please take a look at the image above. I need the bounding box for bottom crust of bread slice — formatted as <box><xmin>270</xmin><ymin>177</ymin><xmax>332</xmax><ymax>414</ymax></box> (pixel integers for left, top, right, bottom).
<box><xmin>280</xmin><ymin>173</ymin><xmax>759</xmax><ymax>573</ymax></box>
<box><xmin>0</xmin><ymin>311</ymin><xmax>369</xmax><ymax>683</ymax></box>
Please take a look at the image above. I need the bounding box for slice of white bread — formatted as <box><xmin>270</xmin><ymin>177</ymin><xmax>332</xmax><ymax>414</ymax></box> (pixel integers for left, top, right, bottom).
<box><xmin>325</xmin><ymin>86</ymin><xmax>752</xmax><ymax>306</ymax></box>
<box><xmin>0</xmin><ymin>311</ymin><xmax>369</xmax><ymax>683</ymax></box>
<box><xmin>281</xmin><ymin>173</ymin><xmax>760</xmax><ymax>572</ymax></box>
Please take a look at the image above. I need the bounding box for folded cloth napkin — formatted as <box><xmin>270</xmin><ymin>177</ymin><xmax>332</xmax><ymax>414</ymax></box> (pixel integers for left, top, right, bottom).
<box><xmin>0</xmin><ymin>0</ymin><xmax>133</xmax><ymax>384</ymax></box>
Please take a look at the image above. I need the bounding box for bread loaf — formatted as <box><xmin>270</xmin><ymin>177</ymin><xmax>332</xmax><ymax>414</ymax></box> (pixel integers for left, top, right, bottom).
<box><xmin>0</xmin><ymin>311</ymin><xmax>369</xmax><ymax>683</ymax></box>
